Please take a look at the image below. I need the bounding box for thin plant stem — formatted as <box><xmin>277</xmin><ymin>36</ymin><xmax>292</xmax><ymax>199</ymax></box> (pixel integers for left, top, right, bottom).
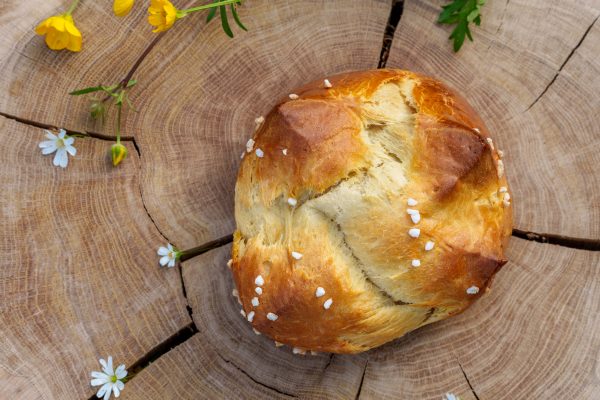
<box><xmin>115</xmin><ymin>104</ymin><xmax>122</xmax><ymax>144</ymax></box>
<box><xmin>65</xmin><ymin>0</ymin><xmax>79</xmax><ymax>16</ymax></box>
<box><xmin>182</xmin><ymin>0</ymin><xmax>240</xmax><ymax>14</ymax></box>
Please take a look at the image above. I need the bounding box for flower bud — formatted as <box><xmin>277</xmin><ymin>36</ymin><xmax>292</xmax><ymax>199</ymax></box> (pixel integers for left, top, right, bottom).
<box><xmin>90</xmin><ymin>100</ymin><xmax>106</xmax><ymax>122</ymax></box>
<box><xmin>111</xmin><ymin>143</ymin><xmax>128</xmax><ymax>166</ymax></box>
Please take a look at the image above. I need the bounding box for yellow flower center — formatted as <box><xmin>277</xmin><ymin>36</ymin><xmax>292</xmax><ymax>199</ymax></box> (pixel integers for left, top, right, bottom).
<box><xmin>111</xmin><ymin>375</ymin><xmax>118</xmax><ymax>383</ymax></box>
<box><xmin>168</xmin><ymin>251</ymin><xmax>174</xmax><ymax>259</ymax></box>
<box><xmin>56</xmin><ymin>138</ymin><xmax>65</xmax><ymax>149</ymax></box>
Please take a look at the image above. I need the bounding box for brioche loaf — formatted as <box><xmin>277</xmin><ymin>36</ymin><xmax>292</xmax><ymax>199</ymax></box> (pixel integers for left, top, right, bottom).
<box><xmin>231</xmin><ymin>69</ymin><xmax>512</xmax><ymax>354</ymax></box>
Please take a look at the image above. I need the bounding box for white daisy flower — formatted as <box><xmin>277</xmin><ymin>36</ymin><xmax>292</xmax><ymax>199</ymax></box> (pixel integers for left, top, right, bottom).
<box><xmin>157</xmin><ymin>243</ymin><xmax>180</xmax><ymax>268</ymax></box>
<box><xmin>38</xmin><ymin>129</ymin><xmax>76</xmax><ymax>168</ymax></box>
<box><xmin>90</xmin><ymin>356</ymin><xmax>127</xmax><ymax>400</ymax></box>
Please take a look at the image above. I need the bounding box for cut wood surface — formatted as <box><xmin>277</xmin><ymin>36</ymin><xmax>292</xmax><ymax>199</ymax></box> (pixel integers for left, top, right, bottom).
<box><xmin>387</xmin><ymin>0</ymin><xmax>600</xmax><ymax>239</ymax></box>
<box><xmin>0</xmin><ymin>0</ymin><xmax>154</xmax><ymax>136</ymax></box>
<box><xmin>1</xmin><ymin>0</ymin><xmax>599</xmax><ymax>399</ymax></box>
<box><xmin>126</xmin><ymin>239</ymin><xmax>600</xmax><ymax>399</ymax></box>
<box><xmin>127</xmin><ymin>0</ymin><xmax>391</xmax><ymax>248</ymax></box>
<box><xmin>0</xmin><ymin>116</ymin><xmax>190</xmax><ymax>399</ymax></box>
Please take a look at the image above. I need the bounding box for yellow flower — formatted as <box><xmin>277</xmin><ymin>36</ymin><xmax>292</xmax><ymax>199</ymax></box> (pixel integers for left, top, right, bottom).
<box><xmin>111</xmin><ymin>143</ymin><xmax>128</xmax><ymax>166</ymax></box>
<box><xmin>148</xmin><ymin>0</ymin><xmax>182</xmax><ymax>33</ymax></box>
<box><xmin>35</xmin><ymin>14</ymin><xmax>82</xmax><ymax>52</ymax></box>
<box><xmin>113</xmin><ymin>0</ymin><xmax>135</xmax><ymax>17</ymax></box>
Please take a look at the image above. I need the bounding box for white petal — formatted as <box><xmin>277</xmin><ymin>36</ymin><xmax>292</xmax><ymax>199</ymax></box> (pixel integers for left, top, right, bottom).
<box><xmin>64</xmin><ymin>137</ymin><xmax>75</xmax><ymax>146</ymax></box>
<box><xmin>115</xmin><ymin>365</ymin><xmax>127</xmax><ymax>379</ymax></box>
<box><xmin>45</xmin><ymin>130</ymin><xmax>57</xmax><ymax>140</ymax></box>
<box><xmin>168</xmin><ymin>258</ymin><xmax>176</xmax><ymax>268</ymax></box>
<box><xmin>105</xmin><ymin>356</ymin><xmax>114</xmax><ymax>376</ymax></box>
<box><xmin>99</xmin><ymin>359</ymin><xmax>107</xmax><ymax>369</ymax></box>
<box><xmin>66</xmin><ymin>145</ymin><xmax>76</xmax><ymax>156</ymax></box>
<box><xmin>157</xmin><ymin>246</ymin><xmax>169</xmax><ymax>256</ymax></box>
<box><xmin>91</xmin><ymin>378</ymin><xmax>109</xmax><ymax>386</ymax></box>
<box><xmin>159</xmin><ymin>256</ymin><xmax>170</xmax><ymax>266</ymax></box>
<box><xmin>103</xmin><ymin>385</ymin><xmax>112</xmax><ymax>400</ymax></box>
<box><xmin>53</xmin><ymin>150</ymin><xmax>62</xmax><ymax>166</ymax></box>
<box><xmin>112</xmin><ymin>383</ymin><xmax>121</xmax><ymax>397</ymax></box>
<box><xmin>96</xmin><ymin>382</ymin><xmax>111</xmax><ymax>398</ymax></box>
<box><xmin>116</xmin><ymin>380</ymin><xmax>124</xmax><ymax>391</ymax></box>
<box><xmin>91</xmin><ymin>371</ymin><xmax>108</xmax><ymax>379</ymax></box>
<box><xmin>58</xmin><ymin>130</ymin><xmax>66</xmax><ymax>139</ymax></box>
<box><xmin>41</xmin><ymin>144</ymin><xmax>57</xmax><ymax>154</ymax></box>
<box><xmin>58</xmin><ymin>149</ymin><xmax>69</xmax><ymax>168</ymax></box>
<box><xmin>167</xmin><ymin>243</ymin><xmax>173</xmax><ymax>251</ymax></box>
<box><xmin>39</xmin><ymin>140</ymin><xmax>56</xmax><ymax>148</ymax></box>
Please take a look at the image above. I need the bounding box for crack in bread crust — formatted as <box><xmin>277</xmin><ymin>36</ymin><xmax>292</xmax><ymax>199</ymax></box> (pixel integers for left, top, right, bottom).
<box><xmin>306</xmin><ymin>205</ymin><xmax>413</xmax><ymax>307</ymax></box>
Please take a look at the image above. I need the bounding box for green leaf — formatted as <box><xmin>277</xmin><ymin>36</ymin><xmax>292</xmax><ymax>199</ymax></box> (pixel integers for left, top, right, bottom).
<box><xmin>126</xmin><ymin>79</ymin><xmax>137</xmax><ymax>88</ymax></box>
<box><xmin>437</xmin><ymin>0</ymin><xmax>485</xmax><ymax>52</ymax></box>
<box><xmin>69</xmin><ymin>86</ymin><xmax>105</xmax><ymax>96</ymax></box>
<box><xmin>219</xmin><ymin>5</ymin><xmax>234</xmax><ymax>38</ymax></box>
<box><xmin>230</xmin><ymin>4</ymin><xmax>247</xmax><ymax>31</ymax></box>
<box><xmin>466</xmin><ymin>25</ymin><xmax>473</xmax><ymax>41</ymax></box>
<box><xmin>206</xmin><ymin>6</ymin><xmax>217</xmax><ymax>23</ymax></box>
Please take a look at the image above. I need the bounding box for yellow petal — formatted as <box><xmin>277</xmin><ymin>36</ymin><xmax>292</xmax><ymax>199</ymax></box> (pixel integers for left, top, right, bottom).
<box><xmin>113</xmin><ymin>0</ymin><xmax>135</xmax><ymax>17</ymax></box>
<box><xmin>45</xmin><ymin>30</ymin><xmax>68</xmax><ymax>50</ymax></box>
<box><xmin>67</xmin><ymin>33</ymin><xmax>82</xmax><ymax>52</ymax></box>
<box><xmin>64</xmin><ymin>17</ymin><xmax>82</xmax><ymax>38</ymax></box>
<box><xmin>35</xmin><ymin>17</ymin><xmax>52</xmax><ymax>35</ymax></box>
<box><xmin>50</xmin><ymin>16</ymin><xmax>66</xmax><ymax>32</ymax></box>
<box><xmin>148</xmin><ymin>13</ymin><xmax>163</xmax><ymax>27</ymax></box>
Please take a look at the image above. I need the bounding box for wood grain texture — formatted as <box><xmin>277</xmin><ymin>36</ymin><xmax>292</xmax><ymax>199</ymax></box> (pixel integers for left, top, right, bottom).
<box><xmin>125</xmin><ymin>244</ymin><xmax>369</xmax><ymax>399</ymax></box>
<box><xmin>359</xmin><ymin>238</ymin><xmax>600</xmax><ymax>399</ymax></box>
<box><xmin>123</xmin><ymin>333</ymin><xmax>291</xmax><ymax>399</ymax></box>
<box><xmin>0</xmin><ymin>0</ymin><xmax>153</xmax><ymax>135</ymax></box>
<box><xmin>0</xmin><ymin>116</ymin><xmax>190</xmax><ymax>399</ymax></box>
<box><xmin>126</xmin><ymin>0</ymin><xmax>391</xmax><ymax>248</ymax></box>
<box><xmin>128</xmin><ymin>237</ymin><xmax>600</xmax><ymax>399</ymax></box>
<box><xmin>387</xmin><ymin>0</ymin><xmax>600</xmax><ymax>239</ymax></box>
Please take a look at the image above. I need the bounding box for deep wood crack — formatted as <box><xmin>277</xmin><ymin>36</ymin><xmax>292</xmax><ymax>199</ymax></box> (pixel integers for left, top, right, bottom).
<box><xmin>512</xmin><ymin>229</ymin><xmax>600</xmax><ymax>251</ymax></box>
<box><xmin>378</xmin><ymin>0</ymin><xmax>405</xmax><ymax>68</ymax></box>
<box><xmin>215</xmin><ymin>353</ymin><xmax>298</xmax><ymax>398</ymax></box>
<box><xmin>0</xmin><ymin>110</ymin><xmax>134</xmax><ymax>141</ymax></box>
<box><xmin>86</xmin><ymin>323</ymin><xmax>198</xmax><ymax>400</ymax></box>
<box><xmin>323</xmin><ymin>353</ymin><xmax>335</xmax><ymax>371</ymax></box>
<box><xmin>354</xmin><ymin>359</ymin><xmax>369</xmax><ymax>400</ymax></box>
<box><xmin>524</xmin><ymin>13</ymin><xmax>599</xmax><ymax>112</ymax></box>
<box><xmin>458</xmin><ymin>360</ymin><xmax>481</xmax><ymax>400</ymax></box>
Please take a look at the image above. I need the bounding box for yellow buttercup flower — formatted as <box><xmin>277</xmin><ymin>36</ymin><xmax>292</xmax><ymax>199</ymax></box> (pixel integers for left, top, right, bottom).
<box><xmin>35</xmin><ymin>14</ymin><xmax>82</xmax><ymax>52</ymax></box>
<box><xmin>148</xmin><ymin>0</ymin><xmax>182</xmax><ymax>33</ymax></box>
<box><xmin>113</xmin><ymin>0</ymin><xmax>135</xmax><ymax>17</ymax></box>
<box><xmin>111</xmin><ymin>143</ymin><xmax>128</xmax><ymax>166</ymax></box>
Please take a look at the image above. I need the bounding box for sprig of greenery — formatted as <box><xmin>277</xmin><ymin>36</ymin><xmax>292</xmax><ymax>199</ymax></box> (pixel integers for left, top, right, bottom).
<box><xmin>69</xmin><ymin>79</ymin><xmax>137</xmax><ymax>166</ymax></box>
<box><xmin>206</xmin><ymin>0</ymin><xmax>247</xmax><ymax>38</ymax></box>
<box><xmin>438</xmin><ymin>0</ymin><xmax>486</xmax><ymax>52</ymax></box>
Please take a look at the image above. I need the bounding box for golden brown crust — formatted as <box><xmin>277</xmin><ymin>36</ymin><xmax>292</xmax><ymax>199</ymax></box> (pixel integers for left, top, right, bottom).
<box><xmin>232</xmin><ymin>69</ymin><xmax>512</xmax><ymax>353</ymax></box>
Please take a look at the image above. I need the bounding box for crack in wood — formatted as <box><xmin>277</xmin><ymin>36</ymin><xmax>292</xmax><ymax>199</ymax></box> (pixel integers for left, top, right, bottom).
<box><xmin>323</xmin><ymin>353</ymin><xmax>335</xmax><ymax>371</ymax></box>
<box><xmin>354</xmin><ymin>359</ymin><xmax>369</xmax><ymax>400</ymax></box>
<box><xmin>524</xmin><ymin>13</ymin><xmax>599</xmax><ymax>112</ymax></box>
<box><xmin>180</xmin><ymin>234</ymin><xmax>234</xmax><ymax>261</ymax></box>
<box><xmin>86</xmin><ymin>323</ymin><xmax>198</xmax><ymax>400</ymax></box>
<box><xmin>512</xmin><ymin>228</ymin><xmax>600</xmax><ymax>251</ymax></box>
<box><xmin>215</xmin><ymin>352</ymin><xmax>298</xmax><ymax>398</ymax></box>
<box><xmin>378</xmin><ymin>0</ymin><xmax>405</xmax><ymax>68</ymax></box>
<box><xmin>0</xmin><ymin>110</ymin><xmax>134</xmax><ymax>141</ymax></box>
<box><xmin>457</xmin><ymin>360</ymin><xmax>481</xmax><ymax>400</ymax></box>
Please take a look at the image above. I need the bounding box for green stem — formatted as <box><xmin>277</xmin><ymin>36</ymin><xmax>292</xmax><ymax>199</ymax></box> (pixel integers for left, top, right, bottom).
<box><xmin>115</xmin><ymin>104</ymin><xmax>122</xmax><ymax>144</ymax></box>
<box><xmin>181</xmin><ymin>0</ymin><xmax>239</xmax><ymax>15</ymax></box>
<box><xmin>65</xmin><ymin>0</ymin><xmax>79</xmax><ymax>16</ymax></box>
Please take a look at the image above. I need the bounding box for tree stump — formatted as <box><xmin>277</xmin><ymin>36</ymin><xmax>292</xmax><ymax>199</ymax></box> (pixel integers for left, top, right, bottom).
<box><xmin>1</xmin><ymin>0</ymin><xmax>598</xmax><ymax>399</ymax></box>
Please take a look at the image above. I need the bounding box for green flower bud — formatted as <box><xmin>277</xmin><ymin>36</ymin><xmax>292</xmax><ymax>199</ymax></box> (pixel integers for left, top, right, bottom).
<box><xmin>90</xmin><ymin>100</ymin><xmax>106</xmax><ymax>122</ymax></box>
<box><xmin>111</xmin><ymin>143</ymin><xmax>128</xmax><ymax>166</ymax></box>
